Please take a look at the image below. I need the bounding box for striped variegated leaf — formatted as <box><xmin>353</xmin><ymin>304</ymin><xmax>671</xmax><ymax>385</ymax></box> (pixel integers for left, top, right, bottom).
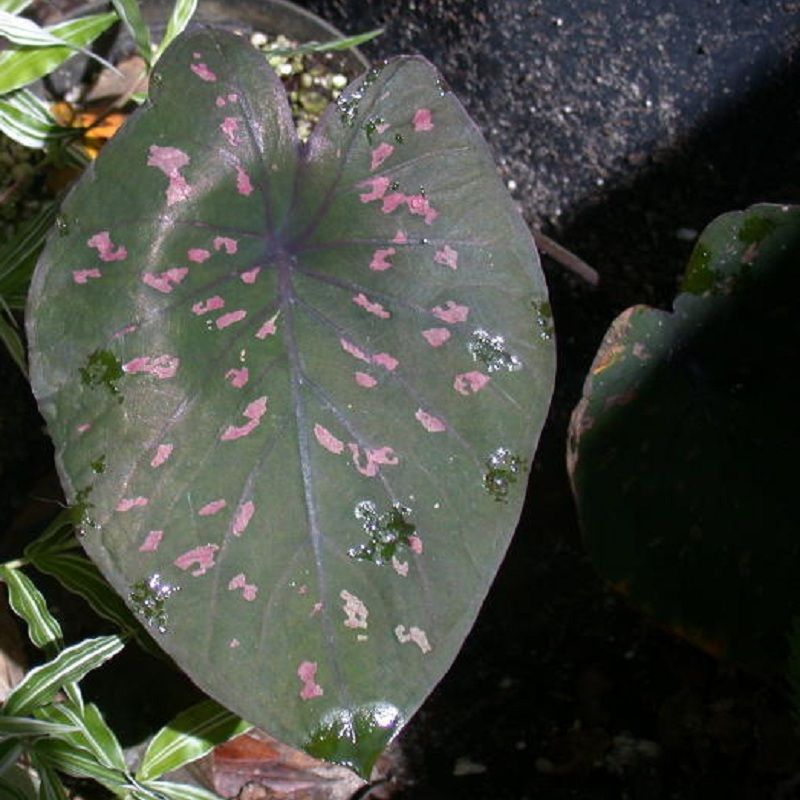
<box><xmin>153</xmin><ymin>0</ymin><xmax>197</xmax><ymax>61</ymax></box>
<box><xmin>110</xmin><ymin>0</ymin><xmax>152</xmax><ymax>65</ymax></box>
<box><xmin>29</xmin><ymin>739</ymin><xmax>127</xmax><ymax>794</ymax></box>
<box><xmin>3</xmin><ymin>635</ymin><xmax>125</xmax><ymax>716</ymax></box>
<box><xmin>0</xmin><ymin>13</ymin><xmax>116</xmax><ymax>94</ymax></box>
<box><xmin>137</xmin><ymin>700</ymin><xmax>250</xmax><ymax>781</ymax></box>
<box><xmin>0</xmin><ymin>566</ymin><xmax>63</xmax><ymax>651</ymax></box>
<box><xmin>0</xmin><ymin>89</ymin><xmax>74</xmax><ymax>149</ymax></box>
<box><xmin>0</xmin><ymin>1</ymin><xmax>32</xmax><ymax>14</ymax></box>
<box><xmin>0</xmin><ymin>716</ymin><xmax>77</xmax><ymax>739</ymax></box>
<box><xmin>31</xmin><ymin>757</ymin><xmax>69</xmax><ymax>800</ymax></box>
<box><xmin>0</xmin><ymin>11</ymin><xmax>72</xmax><ymax>48</ymax></box>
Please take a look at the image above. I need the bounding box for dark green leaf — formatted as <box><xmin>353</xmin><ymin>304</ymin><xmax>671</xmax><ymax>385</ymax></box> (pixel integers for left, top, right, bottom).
<box><xmin>30</xmin><ymin>739</ymin><xmax>127</xmax><ymax>793</ymax></box>
<box><xmin>27</xmin><ymin>30</ymin><xmax>555</xmax><ymax>773</ymax></box>
<box><xmin>568</xmin><ymin>203</ymin><xmax>800</xmax><ymax>672</ymax></box>
<box><xmin>3</xmin><ymin>635</ymin><xmax>125</xmax><ymax>716</ymax></box>
<box><xmin>23</xmin><ymin>511</ymin><xmax>79</xmax><ymax>561</ymax></box>
<box><xmin>137</xmin><ymin>700</ymin><xmax>250</xmax><ymax>781</ymax></box>
<box><xmin>0</xmin><ymin>716</ymin><xmax>78</xmax><ymax>739</ymax></box>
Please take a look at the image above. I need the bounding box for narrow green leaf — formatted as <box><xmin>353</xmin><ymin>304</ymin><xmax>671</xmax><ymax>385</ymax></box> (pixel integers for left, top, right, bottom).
<box><xmin>0</xmin><ymin>1</ymin><xmax>32</xmax><ymax>14</ymax></box>
<box><xmin>0</xmin><ymin>773</ymin><xmax>36</xmax><ymax>800</ymax></box>
<box><xmin>0</xmin><ymin>739</ymin><xmax>23</xmax><ymax>774</ymax></box>
<box><xmin>3</xmin><ymin>635</ymin><xmax>125</xmax><ymax>716</ymax></box>
<box><xmin>153</xmin><ymin>0</ymin><xmax>197</xmax><ymax>61</ymax></box>
<box><xmin>137</xmin><ymin>700</ymin><xmax>251</xmax><ymax>782</ymax></box>
<box><xmin>0</xmin><ymin>11</ymin><xmax>71</xmax><ymax>47</ymax></box>
<box><xmin>36</xmin><ymin>702</ymin><xmax>125</xmax><ymax>772</ymax></box>
<box><xmin>32</xmin><ymin>757</ymin><xmax>69</xmax><ymax>800</ymax></box>
<box><xmin>0</xmin><ymin>201</ymin><xmax>57</xmax><ymax>305</ymax></box>
<box><xmin>22</xmin><ymin>511</ymin><xmax>78</xmax><ymax>561</ymax></box>
<box><xmin>0</xmin><ymin>13</ymin><xmax>117</xmax><ymax>94</ymax></box>
<box><xmin>266</xmin><ymin>28</ymin><xmax>382</xmax><ymax>58</ymax></box>
<box><xmin>110</xmin><ymin>0</ymin><xmax>152</xmax><ymax>65</ymax></box>
<box><xmin>0</xmin><ymin>314</ymin><xmax>28</xmax><ymax>377</ymax></box>
<box><xmin>0</xmin><ymin>716</ymin><xmax>78</xmax><ymax>739</ymax></box>
<box><xmin>0</xmin><ymin>565</ymin><xmax>63</xmax><ymax>651</ymax></box>
<box><xmin>30</xmin><ymin>739</ymin><xmax>127</xmax><ymax>793</ymax></box>
<box><xmin>140</xmin><ymin>781</ymin><xmax>222</xmax><ymax>800</ymax></box>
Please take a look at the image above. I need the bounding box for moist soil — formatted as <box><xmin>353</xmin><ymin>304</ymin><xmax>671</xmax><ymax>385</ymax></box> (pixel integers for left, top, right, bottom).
<box><xmin>2</xmin><ymin>1</ymin><xmax>800</xmax><ymax>798</ymax></box>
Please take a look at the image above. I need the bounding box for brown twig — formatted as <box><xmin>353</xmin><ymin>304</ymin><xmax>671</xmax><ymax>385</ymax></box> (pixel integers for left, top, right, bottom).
<box><xmin>533</xmin><ymin>230</ymin><xmax>600</xmax><ymax>286</ymax></box>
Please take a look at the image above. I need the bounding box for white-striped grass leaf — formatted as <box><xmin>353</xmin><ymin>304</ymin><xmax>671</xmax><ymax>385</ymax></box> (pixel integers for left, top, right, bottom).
<box><xmin>36</xmin><ymin>703</ymin><xmax>125</xmax><ymax>772</ymax></box>
<box><xmin>0</xmin><ymin>566</ymin><xmax>63</xmax><ymax>651</ymax></box>
<box><xmin>0</xmin><ymin>314</ymin><xmax>27</xmax><ymax>377</ymax></box>
<box><xmin>136</xmin><ymin>700</ymin><xmax>251</xmax><ymax>782</ymax></box>
<box><xmin>0</xmin><ymin>1</ymin><xmax>32</xmax><ymax>14</ymax></box>
<box><xmin>0</xmin><ymin>11</ymin><xmax>72</xmax><ymax>47</ymax></box>
<box><xmin>30</xmin><ymin>739</ymin><xmax>127</xmax><ymax>794</ymax></box>
<box><xmin>31</xmin><ymin>756</ymin><xmax>69</xmax><ymax>800</ymax></box>
<box><xmin>153</xmin><ymin>0</ymin><xmax>197</xmax><ymax>61</ymax></box>
<box><xmin>0</xmin><ymin>716</ymin><xmax>78</xmax><ymax>739</ymax></box>
<box><xmin>0</xmin><ymin>201</ymin><xmax>57</xmax><ymax>307</ymax></box>
<box><xmin>62</xmin><ymin>682</ymin><xmax>82</xmax><ymax>716</ymax></box>
<box><xmin>265</xmin><ymin>28</ymin><xmax>382</xmax><ymax>58</ymax></box>
<box><xmin>110</xmin><ymin>0</ymin><xmax>152</xmax><ymax>65</ymax></box>
<box><xmin>23</xmin><ymin>511</ymin><xmax>78</xmax><ymax>561</ymax></box>
<box><xmin>0</xmin><ymin>90</ymin><xmax>74</xmax><ymax>149</ymax></box>
<box><xmin>3</xmin><ymin>635</ymin><xmax>125</xmax><ymax>716</ymax></box>
<box><xmin>139</xmin><ymin>781</ymin><xmax>222</xmax><ymax>800</ymax></box>
<box><xmin>0</xmin><ymin>13</ymin><xmax>116</xmax><ymax>94</ymax></box>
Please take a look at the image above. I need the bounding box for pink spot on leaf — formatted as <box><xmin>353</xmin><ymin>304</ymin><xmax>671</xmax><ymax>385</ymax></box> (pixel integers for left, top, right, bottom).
<box><xmin>369</xmin><ymin>247</ymin><xmax>395</xmax><ymax>271</ymax></box>
<box><xmin>229</xmin><ymin>638</ymin><xmax>240</xmax><ymax>648</ymax></box>
<box><xmin>214</xmin><ymin>236</ymin><xmax>238</xmax><ymax>254</ymax></box>
<box><xmin>255</xmin><ymin>312</ymin><xmax>279</xmax><ymax>339</ymax></box>
<box><xmin>341</xmin><ymin>338</ymin><xmax>370</xmax><ymax>363</ymax></box>
<box><xmin>215</xmin><ymin>309</ymin><xmax>247</xmax><ymax>329</ymax></box>
<box><xmin>422</xmin><ymin>327</ymin><xmax>451</xmax><ymax>347</ymax></box>
<box><xmin>314</xmin><ymin>423</ymin><xmax>344</xmax><ymax>455</ymax></box>
<box><xmin>215</xmin><ymin>96</ymin><xmax>226</xmax><ymax>107</ymax></box>
<box><xmin>116</xmin><ymin>497</ymin><xmax>148</xmax><ymax>512</ymax></box>
<box><xmin>415</xmin><ymin>409</ymin><xmax>446</xmax><ymax>432</ymax></box>
<box><xmin>381</xmin><ymin>193</ymin><xmax>406</xmax><ymax>214</ymax></box>
<box><xmin>232</xmin><ymin>500</ymin><xmax>255</xmax><ymax>536</ymax></box>
<box><xmin>392</xmin><ymin>556</ymin><xmax>409</xmax><ymax>577</ymax></box>
<box><xmin>409</xmin><ymin>535</ymin><xmax>424</xmax><ymax>554</ymax></box>
<box><xmin>355</xmin><ymin>371</ymin><xmax>377</xmax><ymax>388</ymax></box>
<box><xmin>188</xmin><ymin>248</ymin><xmax>210</xmax><ymax>263</ymax></box>
<box><xmin>353</xmin><ymin>292</ymin><xmax>390</xmax><ymax>318</ymax></box>
<box><xmin>358</xmin><ymin>176</ymin><xmax>389</xmax><ymax>203</ymax></box>
<box><xmin>192</xmin><ymin>296</ymin><xmax>225</xmax><ymax>315</ymax></box>
<box><xmin>199</xmin><ymin>499</ymin><xmax>227</xmax><ymax>516</ymax></box>
<box><xmin>370</xmin><ymin>142</ymin><xmax>394</xmax><ymax>171</ymax></box>
<box><xmin>147</xmin><ymin>145</ymin><xmax>191</xmax><ymax>206</ymax></box>
<box><xmin>407</xmin><ymin>193</ymin><xmax>439</xmax><ymax>224</ymax></box>
<box><xmin>139</xmin><ymin>530</ymin><xmax>163</xmax><ymax>553</ymax></box>
<box><xmin>240</xmin><ymin>266</ymin><xmax>261</xmax><ymax>284</ymax></box>
<box><xmin>372</xmin><ymin>352</ymin><xmax>398</xmax><ymax>371</ymax></box>
<box><xmin>434</xmin><ymin>244</ymin><xmax>458</xmax><ymax>270</ymax></box>
<box><xmin>123</xmin><ymin>354</ymin><xmax>179</xmax><ymax>379</ymax></box>
<box><xmin>87</xmin><ymin>231</ymin><xmax>127</xmax><ymax>262</ymax></box>
<box><xmin>73</xmin><ymin>269</ymin><xmax>101</xmax><ymax>284</ymax></box>
<box><xmin>432</xmin><ymin>301</ymin><xmax>469</xmax><ymax>324</ymax></box>
<box><xmin>151</xmin><ymin>443</ymin><xmax>173</xmax><ymax>467</ymax></box>
<box><xmin>77</xmin><ymin>423</ymin><xmax>91</xmax><ymax>434</ymax></box>
<box><xmin>220</xmin><ymin>396</ymin><xmax>267</xmax><ymax>441</ymax></box>
<box><xmin>235</xmin><ymin>165</ymin><xmax>253</xmax><ymax>196</ymax></box>
<box><xmin>112</xmin><ymin>324</ymin><xmax>138</xmax><ymax>339</ymax></box>
<box><xmin>413</xmin><ymin>108</ymin><xmax>434</xmax><ymax>131</ymax></box>
<box><xmin>297</xmin><ymin>661</ymin><xmax>323</xmax><ymax>700</ymax></box>
<box><xmin>174</xmin><ymin>544</ymin><xmax>219</xmax><ymax>576</ymax></box>
<box><xmin>225</xmin><ymin>367</ymin><xmax>249</xmax><ymax>388</ymax></box>
<box><xmin>228</xmin><ymin>572</ymin><xmax>258</xmax><ymax>601</ymax></box>
<box><xmin>393</xmin><ymin>230</ymin><xmax>408</xmax><ymax>244</ymax></box>
<box><xmin>220</xmin><ymin>116</ymin><xmax>239</xmax><ymax>146</ymax></box>
<box><xmin>394</xmin><ymin>624</ymin><xmax>432</xmax><ymax>653</ymax></box>
<box><xmin>340</xmin><ymin>590</ymin><xmax>368</xmax><ymax>629</ymax></box>
<box><xmin>348</xmin><ymin>444</ymin><xmax>399</xmax><ymax>477</ymax></box>
<box><xmin>190</xmin><ymin>62</ymin><xmax>217</xmax><ymax>81</ymax></box>
<box><xmin>143</xmin><ymin>267</ymin><xmax>188</xmax><ymax>294</ymax></box>
<box><xmin>454</xmin><ymin>370</ymin><xmax>490</xmax><ymax>395</ymax></box>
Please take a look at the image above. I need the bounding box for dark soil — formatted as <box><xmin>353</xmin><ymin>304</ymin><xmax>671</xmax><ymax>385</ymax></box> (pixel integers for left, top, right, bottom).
<box><xmin>2</xmin><ymin>1</ymin><xmax>799</xmax><ymax>798</ymax></box>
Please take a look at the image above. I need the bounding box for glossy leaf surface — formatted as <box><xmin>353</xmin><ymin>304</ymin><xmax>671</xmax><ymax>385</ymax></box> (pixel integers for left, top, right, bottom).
<box><xmin>568</xmin><ymin>204</ymin><xmax>800</xmax><ymax>671</ymax></box>
<box><xmin>27</xmin><ymin>30</ymin><xmax>554</xmax><ymax>771</ymax></box>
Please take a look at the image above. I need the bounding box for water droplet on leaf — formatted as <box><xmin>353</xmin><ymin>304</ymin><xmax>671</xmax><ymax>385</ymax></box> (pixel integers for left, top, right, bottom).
<box><xmin>56</xmin><ymin>215</ymin><xmax>69</xmax><ymax>236</ymax></box>
<box><xmin>531</xmin><ymin>300</ymin><xmax>554</xmax><ymax>340</ymax></box>
<box><xmin>468</xmin><ymin>329</ymin><xmax>522</xmax><ymax>372</ymax></box>
<box><xmin>483</xmin><ymin>447</ymin><xmax>526</xmax><ymax>502</ymax></box>
<box><xmin>129</xmin><ymin>573</ymin><xmax>180</xmax><ymax>634</ymax></box>
<box><xmin>349</xmin><ymin>500</ymin><xmax>416</xmax><ymax>565</ymax></box>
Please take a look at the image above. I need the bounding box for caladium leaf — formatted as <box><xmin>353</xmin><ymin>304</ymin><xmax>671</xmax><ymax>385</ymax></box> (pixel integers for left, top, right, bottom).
<box><xmin>26</xmin><ymin>30</ymin><xmax>554</xmax><ymax>774</ymax></box>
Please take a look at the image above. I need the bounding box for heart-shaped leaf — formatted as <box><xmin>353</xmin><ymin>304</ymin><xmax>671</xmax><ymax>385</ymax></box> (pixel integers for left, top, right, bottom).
<box><xmin>568</xmin><ymin>203</ymin><xmax>800</xmax><ymax>671</ymax></box>
<box><xmin>27</xmin><ymin>29</ymin><xmax>554</xmax><ymax>773</ymax></box>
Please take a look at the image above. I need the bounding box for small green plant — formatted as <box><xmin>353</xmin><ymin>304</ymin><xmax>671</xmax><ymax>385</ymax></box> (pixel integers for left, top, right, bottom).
<box><xmin>0</xmin><ymin>514</ymin><xmax>251</xmax><ymax>799</ymax></box>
